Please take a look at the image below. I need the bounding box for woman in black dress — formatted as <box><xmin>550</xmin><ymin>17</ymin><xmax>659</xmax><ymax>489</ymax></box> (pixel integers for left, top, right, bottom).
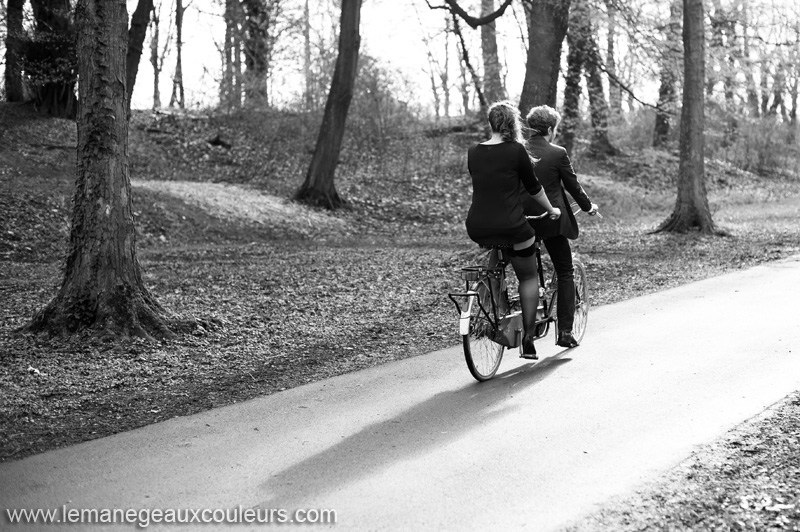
<box><xmin>465</xmin><ymin>101</ymin><xmax>561</xmax><ymax>358</ymax></box>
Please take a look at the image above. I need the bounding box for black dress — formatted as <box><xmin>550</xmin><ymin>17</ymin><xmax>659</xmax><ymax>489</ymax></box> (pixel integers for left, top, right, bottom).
<box><xmin>465</xmin><ymin>141</ymin><xmax>543</xmax><ymax>247</ymax></box>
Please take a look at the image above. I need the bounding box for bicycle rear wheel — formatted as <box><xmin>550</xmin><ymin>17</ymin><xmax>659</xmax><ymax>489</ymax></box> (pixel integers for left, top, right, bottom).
<box><xmin>463</xmin><ymin>282</ymin><xmax>504</xmax><ymax>382</ymax></box>
<box><xmin>572</xmin><ymin>259</ymin><xmax>590</xmax><ymax>344</ymax></box>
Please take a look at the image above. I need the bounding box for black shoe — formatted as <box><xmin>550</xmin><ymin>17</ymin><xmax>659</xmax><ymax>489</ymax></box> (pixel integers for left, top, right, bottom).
<box><xmin>520</xmin><ymin>335</ymin><xmax>538</xmax><ymax>360</ymax></box>
<box><xmin>557</xmin><ymin>331</ymin><xmax>579</xmax><ymax>348</ymax></box>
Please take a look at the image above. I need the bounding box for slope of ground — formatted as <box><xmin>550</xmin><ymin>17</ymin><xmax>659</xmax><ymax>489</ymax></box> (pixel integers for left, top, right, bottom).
<box><xmin>1</xmin><ymin>102</ymin><xmax>800</xmax><ymax>529</ymax></box>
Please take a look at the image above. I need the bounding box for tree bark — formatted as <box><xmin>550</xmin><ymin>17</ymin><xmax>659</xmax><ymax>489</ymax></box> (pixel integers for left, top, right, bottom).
<box><xmin>27</xmin><ymin>0</ymin><xmax>173</xmax><ymax>340</ymax></box>
<box><xmin>480</xmin><ymin>0</ymin><xmax>506</xmax><ymax>104</ymax></box>
<box><xmin>655</xmin><ymin>0</ymin><xmax>715</xmax><ymax>234</ymax></box>
<box><xmin>653</xmin><ymin>0</ymin><xmax>681</xmax><ymax>148</ymax></box>
<box><xmin>294</xmin><ymin>0</ymin><xmax>362</xmax><ymax>210</ymax></box>
<box><xmin>126</xmin><ymin>0</ymin><xmax>154</xmax><ymax>115</ymax></box>
<box><xmin>518</xmin><ymin>0</ymin><xmax>570</xmax><ymax>115</ymax></box>
<box><xmin>4</xmin><ymin>0</ymin><xmax>26</xmax><ymax>102</ymax></box>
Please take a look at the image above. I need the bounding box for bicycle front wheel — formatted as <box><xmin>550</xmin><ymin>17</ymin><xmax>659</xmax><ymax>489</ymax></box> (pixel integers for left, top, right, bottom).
<box><xmin>572</xmin><ymin>259</ymin><xmax>590</xmax><ymax>344</ymax></box>
<box><xmin>463</xmin><ymin>283</ymin><xmax>504</xmax><ymax>382</ymax></box>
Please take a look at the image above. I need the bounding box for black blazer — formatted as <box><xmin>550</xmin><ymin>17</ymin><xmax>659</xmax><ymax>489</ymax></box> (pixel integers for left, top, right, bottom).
<box><xmin>522</xmin><ymin>135</ymin><xmax>592</xmax><ymax>240</ymax></box>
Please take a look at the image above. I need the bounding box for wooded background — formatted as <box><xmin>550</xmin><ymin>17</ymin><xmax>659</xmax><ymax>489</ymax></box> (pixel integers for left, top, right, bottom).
<box><xmin>2</xmin><ymin>0</ymin><xmax>800</xmax><ymax>338</ymax></box>
<box><xmin>4</xmin><ymin>0</ymin><xmax>799</xmax><ymax>142</ymax></box>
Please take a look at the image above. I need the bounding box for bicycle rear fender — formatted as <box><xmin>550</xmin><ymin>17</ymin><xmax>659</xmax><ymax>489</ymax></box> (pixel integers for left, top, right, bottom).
<box><xmin>447</xmin><ymin>291</ymin><xmax>479</xmax><ymax>336</ymax></box>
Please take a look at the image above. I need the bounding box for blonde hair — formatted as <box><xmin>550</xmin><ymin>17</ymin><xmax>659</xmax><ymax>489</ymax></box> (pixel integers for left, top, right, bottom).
<box><xmin>487</xmin><ymin>101</ymin><xmax>524</xmax><ymax>144</ymax></box>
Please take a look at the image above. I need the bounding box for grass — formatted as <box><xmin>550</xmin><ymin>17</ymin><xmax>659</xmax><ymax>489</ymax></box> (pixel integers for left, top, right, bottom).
<box><xmin>1</xmin><ymin>102</ymin><xmax>800</xmax><ymax>528</ymax></box>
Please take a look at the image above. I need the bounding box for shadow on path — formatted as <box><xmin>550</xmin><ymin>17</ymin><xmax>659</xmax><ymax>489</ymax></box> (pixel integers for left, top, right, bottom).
<box><xmin>258</xmin><ymin>353</ymin><xmax>572</xmax><ymax>506</ymax></box>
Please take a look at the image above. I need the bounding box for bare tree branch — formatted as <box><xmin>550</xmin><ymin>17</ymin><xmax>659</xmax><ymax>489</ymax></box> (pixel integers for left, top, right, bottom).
<box><xmin>426</xmin><ymin>0</ymin><xmax>513</xmax><ymax>29</ymax></box>
<box><xmin>452</xmin><ymin>14</ymin><xmax>486</xmax><ymax>109</ymax></box>
<box><xmin>584</xmin><ymin>48</ymin><xmax>674</xmax><ymax>114</ymax></box>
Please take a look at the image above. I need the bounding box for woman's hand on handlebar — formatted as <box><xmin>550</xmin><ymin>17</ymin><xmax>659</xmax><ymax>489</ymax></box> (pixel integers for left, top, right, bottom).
<box><xmin>526</xmin><ymin>207</ymin><xmax>562</xmax><ymax>221</ymax></box>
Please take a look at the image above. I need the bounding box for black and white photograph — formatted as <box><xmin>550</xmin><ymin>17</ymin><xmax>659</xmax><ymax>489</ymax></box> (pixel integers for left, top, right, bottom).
<box><xmin>1</xmin><ymin>0</ymin><xmax>799</xmax><ymax>529</ymax></box>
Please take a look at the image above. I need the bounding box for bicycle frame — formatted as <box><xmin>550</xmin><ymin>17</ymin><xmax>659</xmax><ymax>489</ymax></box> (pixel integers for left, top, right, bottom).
<box><xmin>447</xmin><ymin>265</ymin><xmax>502</xmax><ymax>330</ymax></box>
<box><xmin>448</xmin><ymin>249</ymin><xmax>526</xmax><ymax>349</ymax></box>
<box><xmin>448</xmin><ymin>244</ymin><xmax>558</xmax><ymax>348</ymax></box>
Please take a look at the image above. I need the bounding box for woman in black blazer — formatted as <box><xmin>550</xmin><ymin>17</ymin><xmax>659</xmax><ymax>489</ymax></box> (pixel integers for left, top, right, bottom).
<box><xmin>522</xmin><ymin>105</ymin><xmax>599</xmax><ymax>348</ymax></box>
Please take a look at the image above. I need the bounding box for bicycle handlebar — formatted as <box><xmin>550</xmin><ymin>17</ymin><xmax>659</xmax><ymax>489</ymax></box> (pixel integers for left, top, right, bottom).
<box><xmin>526</xmin><ymin>212</ymin><xmax>550</xmax><ymax>220</ymax></box>
<box><xmin>526</xmin><ymin>203</ymin><xmax>602</xmax><ymax>220</ymax></box>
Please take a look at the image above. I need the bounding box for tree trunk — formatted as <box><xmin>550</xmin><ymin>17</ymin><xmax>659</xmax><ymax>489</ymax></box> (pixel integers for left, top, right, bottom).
<box><xmin>768</xmin><ymin>59</ymin><xmax>786</xmax><ymax>117</ymax></box>
<box><xmin>233</xmin><ymin>0</ymin><xmax>243</xmax><ymax>108</ymax></box>
<box><xmin>27</xmin><ymin>0</ymin><xmax>77</xmax><ymax>118</ymax></box>
<box><xmin>303</xmin><ymin>0</ymin><xmax>313</xmax><ymax>111</ymax></box>
<box><xmin>741</xmin><ymin>0</ymin><xmax>760</xmax><ymax>117</ymax></box>
<box><xmin>706</xmin><ymin>0</ymin><xmax>724</xmax><ymax>98</ymax></box>
<box><xmin>789</xmin><ymin>28</ymin><xmax>800</xmax><ymax>144</ymax></box>
<box><xmin>149</xmin><ymin>2</ymin><xmax>162</xmax><ymax>110</ymax></box>
<box><xmin>27</xmin><ymin>0</ymin><xmax>173</xmax><ymax>340</ymax></box>
<box><xmin>126</xmin><ymin>0</ymin><xmax>154</xmax><ymax>115</ymax></box>
<box><xmin>561</xmin><ymin>26</ymin><xmax>582</xmax><ymax>156</ymax></box>
<box><xmin>453</xmin><ymin>14</ymin><xmax>486</xmax><ymax>113</ymax></box>
<box><xmin>653</xmin><ymin>0</ymin><xmax>681</xmax><ymax>148</ymax></box>
<box><xmin>480</xmin><ymin>0</ymin><xmax>506</xmax><ymax>104</ymax></box>
<box><xmin>789</xmin><ymin>77</ymin><xmax>798</xmax><ymax>144</ymax></box>
<box><xmin>458</xmin><ymin>46</ymin><xmax>470</xmax><ymax>115</ymax></box>
<box><xmin>4</xmin><ymin>0</ymin><xmax>26</xmax><ymax>102</ymax></box>
<box><xmin>294</xmin><ymin>0</ymin><xmax>362</xmax><ymax>210</ymax></box>
<box><xmin>653</xmin><ymin>68</ymin><xmax>677</xmax><ymax>147</ymax></box>
<box><xmin>169</xmin><ymin>0</ymin><xmax>185</xmax><ymax>109</ymax></box>
<box><xmin>219</xmin><ymin>0</ymin><xmax>233</xmax><ymax>109</ymax></box>
<box><xmin>760</xmin><ymin>65</ymin><xmax>770</xmax><ymax>116</ymax></box>
<box><xmin>427</xmin><ymin>66</ymin><xmax>441</xmax><ymax>121</ymax></box>
<box><xmin>655</xmin><ymin>0</ymin><xmax>715</xmax><ymax>234</ymax></box>
<box><xmin>584</xmin><ymin>53</ymin><xmax>617</xmax><ymax>155</ymax></box>
<box><xmin>242</xmin><ymin>0</ymin><xmax>269</xmax><ymax>105</ymax></box>
<box><xmin>604</xmin><ymin>0</ymin><xmax>621</xmax><ymax>115</ymax></box>
<box><xmin>442</xmin><ymin>18</ymin><xmax>451</xmax><ymax>118</ymax></box>
<box><xmin>518</xmin><ymin>0</ymin><xmax>570</xmax><ymax>115</ymax></box>
<box><xmin>569</xmin><ymin>0</ymin><xmax>618</xmax><ymax>156</ymax></box>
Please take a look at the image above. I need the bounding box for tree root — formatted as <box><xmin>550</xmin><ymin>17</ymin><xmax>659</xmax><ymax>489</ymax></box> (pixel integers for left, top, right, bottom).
<box><xmin>24</xmin><ymin>288</ymin><xmax>176</xmax><ymax>342</ymax></box>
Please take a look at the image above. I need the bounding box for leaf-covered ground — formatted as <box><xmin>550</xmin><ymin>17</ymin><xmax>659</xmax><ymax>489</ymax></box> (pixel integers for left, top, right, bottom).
<box><xmin>567</xmin><ymin>392</ymin><xmax>800</xmax><ymax>531</ymax></box>
<box><xmin>1</xmin><ymin>103</ymin><xmax>800</xmax><ymax>529</ymax></box>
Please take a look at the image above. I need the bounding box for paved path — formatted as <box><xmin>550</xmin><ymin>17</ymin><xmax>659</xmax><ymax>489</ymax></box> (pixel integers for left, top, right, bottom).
<box><xmin>2</xmin><ymin>256</ymin><xmax>800</xmax><ymax>531</ymax></box>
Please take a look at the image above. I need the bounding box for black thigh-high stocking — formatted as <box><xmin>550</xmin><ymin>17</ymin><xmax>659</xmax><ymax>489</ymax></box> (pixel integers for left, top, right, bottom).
<box><xmin>509</xmin><ymin>254</ymin><xmax>539</xmax><ymax>337</ymax></box>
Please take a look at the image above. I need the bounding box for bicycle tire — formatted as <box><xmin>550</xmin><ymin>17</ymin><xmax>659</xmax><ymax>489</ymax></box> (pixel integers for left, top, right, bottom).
<box><xmin>541</xmin><ymin>271</ymin><xmax>558</xmax><ymax>339</ymax></box>
<box><xmin>572</xmin><ymin>259</ymin><xmax>590</xmax><ymax>344</ymax></box>
<box><xmin>463</xmin><ymin>281</ymin><xmax>504</xmax><ymax>382</ymax></box>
